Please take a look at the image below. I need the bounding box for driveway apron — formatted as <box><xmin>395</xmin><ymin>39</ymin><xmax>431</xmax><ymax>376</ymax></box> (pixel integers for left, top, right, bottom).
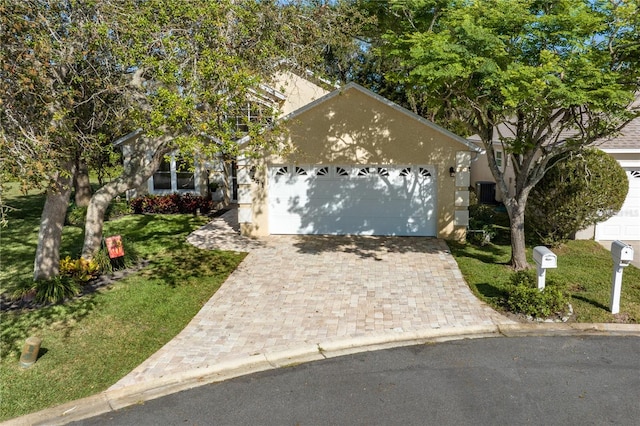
<box><xmin>110</xmin><ymin>210</ymin><xmax>514</xmax><ymax>390</ymax></box>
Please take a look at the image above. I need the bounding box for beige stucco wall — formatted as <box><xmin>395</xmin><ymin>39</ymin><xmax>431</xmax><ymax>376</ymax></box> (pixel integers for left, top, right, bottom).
<box><xmin>243</xmin><ymin>87</ymin><xmax>474</xmax><ymax>241</ymax></box>
<box><xmin>272</xmin><ymin>71</ymin><xmax>331</xmax><ymax>117</ymax></box>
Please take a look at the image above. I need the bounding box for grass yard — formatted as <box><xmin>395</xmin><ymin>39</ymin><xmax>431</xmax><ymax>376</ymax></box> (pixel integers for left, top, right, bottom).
<box><xmin>449</xmin><ymin>240</ymin><xmax>640</xmax><ymax>323</ymax></box>
<box><xmin>0</xmin><ymin>188</ymin><xmax>244</xmax><ymax>421</ymax></box>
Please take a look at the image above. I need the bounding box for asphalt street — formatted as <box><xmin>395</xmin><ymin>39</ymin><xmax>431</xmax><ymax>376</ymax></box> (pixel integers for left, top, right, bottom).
<box><xmin>72</xmin><ymin>335</ymin><xmax>640</xmax><ymax>426</ymax></box>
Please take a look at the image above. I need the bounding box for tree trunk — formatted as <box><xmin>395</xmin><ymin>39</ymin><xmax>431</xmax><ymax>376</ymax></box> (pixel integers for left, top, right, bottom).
<box><xmin>33</xmin><ymin>165</ymin><xmax>76</xmax><ymax>281</ymax></box>
<box><xmin>74</xmin><ymin>158</ymin><xmax>92</xmax><ymax>207</ymax></box>
<box><xmin>82</xmin><ymin>186</ymin><xmax>116</xmax><ymax>261</ymax></box>
<box><xmin>81</xmin><ymin>135</ymin><xmax>173</xmax><ymax>260</ymax></box>
<box><xmin>478</xmin><ymin>125</ymin><xmax>533</xmax><ymax>271</ymax></box>
<box><xmin>505</xmin><ymin>200</ymin><xmax>529</xmax><ymax>270</ymax></box>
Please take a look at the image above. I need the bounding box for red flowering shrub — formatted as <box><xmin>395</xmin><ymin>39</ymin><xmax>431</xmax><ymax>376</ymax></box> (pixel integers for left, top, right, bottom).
<box><xmin>130</xmin><ymin>193</ymin><xmax>213</xmax><ymax>215</ymax></box>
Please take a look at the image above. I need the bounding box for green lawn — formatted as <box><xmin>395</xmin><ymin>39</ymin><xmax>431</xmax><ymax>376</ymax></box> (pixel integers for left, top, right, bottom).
<box><xmin>0</xmin><ymin>188</ymin><xmax>244</xmax><ymax>421</ymax></box>
<box><xmin>449</xmin><ymin>240</ymin><xmax>640</xmax><ymax>323</ymax></box>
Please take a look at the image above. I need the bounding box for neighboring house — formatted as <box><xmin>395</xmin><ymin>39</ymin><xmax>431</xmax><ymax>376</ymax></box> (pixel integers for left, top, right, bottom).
<box><xmin>586</xmin><ymin>117</ymin><xmax>640</xmax><ymax>242</ymax></box>
<box><xmin>468</xmin><ymin>117</ymin><xmax>640</xmax><ymax>242</ymax></box>
<box><xmin>237</xmin><ymin>82</ymin><xmax>481</xmax><ymax>241</ymax></box>
<box><xmin>468</xmin><ymin>128</ymin><xmax>512</xmax><ymax>205</ymax></box>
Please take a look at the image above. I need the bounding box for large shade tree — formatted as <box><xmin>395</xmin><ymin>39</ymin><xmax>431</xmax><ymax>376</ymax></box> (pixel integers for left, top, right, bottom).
<box><xmin>364</xmin><ymin>0</ymin><xmax>640</xmax><ymax>269</ymax></box>
<box><xmin>0</xmin><ymin>0</ymin><xmax>367</xmax><ymax>279</ymax></box>
<box><xmin>1</xmin><ymin>0</ymin><xmax>134</xmax><ymax>280</ymax></box>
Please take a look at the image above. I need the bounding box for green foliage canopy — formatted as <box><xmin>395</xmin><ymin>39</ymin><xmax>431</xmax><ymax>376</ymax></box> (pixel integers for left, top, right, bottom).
<box><xmin>369</xmin><ymin>0</ymin><xmax>640</xmax><ymax>268</ymax></box>
<box><xmin>0</xmin><ymin>0</ymin><xmax>366</xmax><ymax>197</ymax></box>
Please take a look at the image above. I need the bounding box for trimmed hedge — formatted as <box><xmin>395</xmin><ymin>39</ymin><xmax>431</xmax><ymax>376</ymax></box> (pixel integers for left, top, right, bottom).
<box><xmin>526</xmin><ymin>148</ymin><xmax>628</xmax><ymax>245</ymax></box>
<box><xmin>130</xmin><ymin>193</ymin><xmax>213</xmax><ymax>215</ymax></box>
<box><xmin>506</xmin><ymin>270</ymin><xmax>570</xmax><ymax>318</ymax></box>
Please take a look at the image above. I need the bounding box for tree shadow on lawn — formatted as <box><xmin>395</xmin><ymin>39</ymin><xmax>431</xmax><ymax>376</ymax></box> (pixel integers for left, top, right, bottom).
<box><xmin>104</xmin><ymin>214</ymin><xmax>209</xmax><ymax>257</ymax></box>
<box><xmin>447</xmin><ymin>241</ymin><xmax>512</xmax><ymax>265</ymax></box>
<box><xmin>1</xmin><ymin>194</ymin><xmax>47</xmax><ymax>280</ymax></box>
<box><xmin>475</xmin><ymin>282</ymin><xmax>509</xmax><ymax>300</ymax></box>
<box><xmin>571</xmin><ymin>294</ymin><xmax>609</xmax><ymax>311</ymax></box>
<box><xmin>140</xmin><ymin>245</ymin><xmax>245</xmax><ymax>289</ymax></box>
<box><xmin>0</xmin><ymin>294</ymin><xmax>99</xmax><ymax>359</ymax></box>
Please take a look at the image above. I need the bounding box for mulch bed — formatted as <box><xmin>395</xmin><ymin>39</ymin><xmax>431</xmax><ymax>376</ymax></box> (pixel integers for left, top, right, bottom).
<box><xmin>0</xmin><ymin>260</ymin><xmax>149</xmax><ymax>313</ymax></box>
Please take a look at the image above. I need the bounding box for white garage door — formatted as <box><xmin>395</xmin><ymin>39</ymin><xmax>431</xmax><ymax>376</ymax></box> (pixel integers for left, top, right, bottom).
<box><xmin>268</xmin><ymin>165</ymin><xmax>437</xmax><ymax>236</ymax></box>
<box><xmin>595</xmin><ymin>169</ymin><xmax>640</xmax><ymax>241</ymax></box>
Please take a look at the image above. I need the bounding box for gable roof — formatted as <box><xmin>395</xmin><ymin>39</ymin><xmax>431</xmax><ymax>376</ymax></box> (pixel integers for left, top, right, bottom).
<box><xmin>283</xmin><ymin>82</ymin><xmax>482</xmax><ymax>153</ymax></box>
<box><xmin>597</xmin><ymin>115</ymin><xmax>640</xmax><ymax>152</ymax></box>
<box><xmin>470</xmin><ymin>95</ymin><xmax>640</xmax><ymax>153</ymax></box>
<box><xmin>113</xmin><ymin>128</ymin><xmax>143</xmax><ymax>147</ymax></box>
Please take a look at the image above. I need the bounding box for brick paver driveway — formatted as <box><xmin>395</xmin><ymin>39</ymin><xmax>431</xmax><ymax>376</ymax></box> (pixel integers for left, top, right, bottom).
<box><xmin>111</xmin><ymin>212</ymin><xmax>513</xmax><ymax>390</ymax></box>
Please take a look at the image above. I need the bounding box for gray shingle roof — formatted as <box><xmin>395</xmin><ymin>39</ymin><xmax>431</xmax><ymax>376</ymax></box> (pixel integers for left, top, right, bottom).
<box><xmin>597</xmin><ymin>115</ymin><xmax>640</xmax><ymax>150</ymax></box>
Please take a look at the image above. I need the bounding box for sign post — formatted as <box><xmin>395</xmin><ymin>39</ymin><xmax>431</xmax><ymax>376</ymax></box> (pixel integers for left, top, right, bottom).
<box><xmin>610</xmin><ymin>241</ymin><xmax>634</xmax><ymax>314</ymax></box>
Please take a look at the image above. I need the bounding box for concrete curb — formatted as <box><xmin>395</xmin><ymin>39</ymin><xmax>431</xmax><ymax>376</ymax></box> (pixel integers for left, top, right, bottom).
<box><xmin>4</xmin><ymin>323</ymin><xmax>640</xmax><ymax>426</ymax></box>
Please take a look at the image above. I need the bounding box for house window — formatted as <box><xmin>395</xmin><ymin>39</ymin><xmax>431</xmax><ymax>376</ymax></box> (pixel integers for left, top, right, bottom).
<box><xmin>336</xmin><ymin>167</ymin><xmax>348</xmax><ymax>177</ymax></box>
<box><xmin>275</xmin><ymin>166</ymin><xmax>288</xmax><ymax>176</ymax></box>
<box><xmin>496</xmin><ymin>151</ymin><xmax>503</xmax><ymax>168</ymax></box>
<box><xmin>377</xmin><ymin>167</ymin><xmax>389</xmax><ymax>177</ymax></box>
<box><xmin>153</xmin><ymin>157</ymin><xmax>172</xmax><ymax>190</ymax></box>
<box><xmin>295</xmin><ymin>166</ymin><xmax>307</xmax><ymax>176</ymax></box>
<box><xmin>230</xmin><ymin>102</ymin><xmax>274</xmax><ymax>135</ymax></box>
<box><xmin>151</xmin><ymin>154</ymin><xmax>196</xmax><ymax>192</ymax></box>
<box><xmin>176</xmin><ymin>156</ymin><xmax>195</xmax><ymax>190</ymax></box>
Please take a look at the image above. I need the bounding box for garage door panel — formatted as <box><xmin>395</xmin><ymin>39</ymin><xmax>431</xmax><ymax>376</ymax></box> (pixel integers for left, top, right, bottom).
<box><xmin>268</xmin><ymin>165</ymin><xmax>437</xmax><ymax>236</ymax></box>
<box><xmin>596</xmin><ymin>169</ymin><xmax>640</xmax><ymax>240</ymax></box>
<box><xmin>271</xmin><ymin>197</ymin><xmax>435</xmax><ymax>220</ymax></box>
<box><xmin>269</xmin><ymin>215</ymin><xmax>433</xmax><ymax>236</ymax></box>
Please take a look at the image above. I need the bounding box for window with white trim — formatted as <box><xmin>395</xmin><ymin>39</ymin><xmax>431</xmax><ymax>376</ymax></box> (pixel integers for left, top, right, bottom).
<box><xmin>229</xmin><ymin>101</ymin><xmax>274</xmax><ymax>135</ymax></box>
<box><xmin>152</xmin><ymin>154</ymin><xmax>196</xmax><ymax>192</ymax></box>
<box><xmin>153</xmin><ymin>157</ymin><xmax>172</xmax><ymax>190</ymax></box>
<box><xmin>496</xmin><ymin>151</ymin><xmax>503</xmax><ymax>168</ymax></box>
<box><xmin>176</xmin><ymin>156</ymin><xmax>195</xmax><ymax>190</ymax></box>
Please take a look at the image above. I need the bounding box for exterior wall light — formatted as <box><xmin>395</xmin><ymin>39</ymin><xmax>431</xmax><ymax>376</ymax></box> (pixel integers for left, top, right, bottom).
<box><xmin>449</xmin><ymin>167</ymin><xmax>456</xmax><ymax>177</ymax></box>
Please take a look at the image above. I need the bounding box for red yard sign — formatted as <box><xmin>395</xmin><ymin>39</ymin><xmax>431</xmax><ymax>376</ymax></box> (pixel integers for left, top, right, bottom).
<box><xmin>105</xmin><ymin>235</ymin><xmax>125</xmax><ymax>259</ymax></box>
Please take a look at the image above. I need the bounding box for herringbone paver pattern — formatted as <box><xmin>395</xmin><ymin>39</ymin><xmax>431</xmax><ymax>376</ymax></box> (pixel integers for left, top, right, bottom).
<box><xmin>111</xmin><ymin>210</ymin><xmax>513</xmax><ymax>390</ymax></box>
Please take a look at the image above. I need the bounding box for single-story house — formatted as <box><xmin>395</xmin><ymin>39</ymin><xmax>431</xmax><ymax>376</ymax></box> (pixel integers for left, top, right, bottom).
<box><xmin>468</xmin><ymin>116</ymin><xmax>640</xmax><ymax>242</ymax></box>
<box><xmin>118</xmin><ymin>73</ymin><xmax>481</xmax><ymax>242</ymax></box>
<box><xmin>236</xmin><ymin>82</ymin><xmax>481</xmax><ymax>241</ymax></box>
